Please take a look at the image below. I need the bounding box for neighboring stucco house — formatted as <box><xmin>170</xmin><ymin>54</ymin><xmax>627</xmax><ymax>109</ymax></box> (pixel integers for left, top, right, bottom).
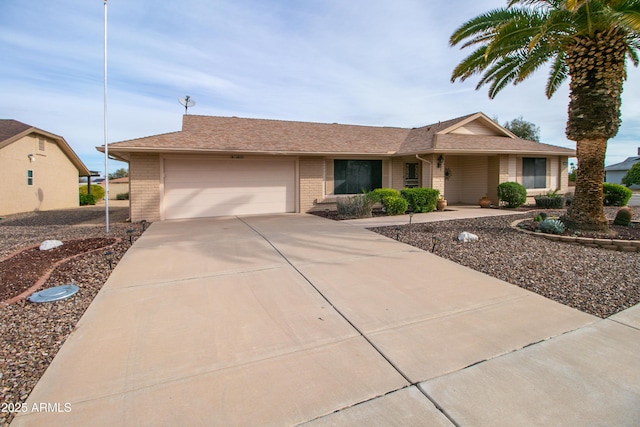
<box><xmin>605</xmin><ymin>153</ymin><xmax>640</xmax><ymax>189</ymax></box>
<box><xmin>100</xmin><ymin>177</ymin><xmax>130</xmax><ymax>199</ymax></box>
<box><xmin>0</xmin><ymin>119</ymin><xmax>90</xmax><ymax>216</ymax></box>
<box><xmin>99</xmin><ymin>112</ymin><xmax>574</xmax><ymax>222</ymax></box>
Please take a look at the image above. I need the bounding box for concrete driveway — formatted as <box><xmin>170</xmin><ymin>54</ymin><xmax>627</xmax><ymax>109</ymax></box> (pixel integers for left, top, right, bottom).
<box><xmin>12</xmin><ymin>214</ymin><xmax>640</xmax><ymax>426</ymax></box>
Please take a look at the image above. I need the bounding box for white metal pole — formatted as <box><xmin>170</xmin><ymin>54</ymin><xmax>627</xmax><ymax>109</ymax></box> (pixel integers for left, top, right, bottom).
<box><xmin>104</xmin><ymin>0</ymin><xmax>110</xmax><ymax>233</ymax></box>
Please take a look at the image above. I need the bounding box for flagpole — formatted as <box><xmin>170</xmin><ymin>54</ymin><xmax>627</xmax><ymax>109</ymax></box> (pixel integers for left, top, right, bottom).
<box><xmin>104</xmin><ymin>0</ymin><xmax>110</xmax><ymax>232</ymax></box>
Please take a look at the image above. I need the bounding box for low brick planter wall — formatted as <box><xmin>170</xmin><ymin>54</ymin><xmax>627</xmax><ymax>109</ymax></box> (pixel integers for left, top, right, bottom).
<box><xmin>510</xmin><ymin>219</ymin><xmax>640</xmax><ymax>252</ymax></box>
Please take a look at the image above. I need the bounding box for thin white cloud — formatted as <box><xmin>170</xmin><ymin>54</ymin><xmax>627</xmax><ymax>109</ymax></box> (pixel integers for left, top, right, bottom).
<box><xmin>0</xmin><ymin>0</ymin><xmax>638</xmax><ymax>173</ymax></box>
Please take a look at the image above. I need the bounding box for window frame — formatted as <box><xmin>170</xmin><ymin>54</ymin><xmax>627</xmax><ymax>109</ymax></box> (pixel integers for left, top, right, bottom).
<box><xmin>27</xmin><ymin>170</ymin><xmax>33</xmax><ymax>186</ymax></box>
<box><xmin>333</xmin><ymin>159</ymin><xmax>383</xmax><ymax>195</ymax></box>
<box><xmin>522</xmin><ymin>157</ymin><xmax>546</xmax><ymax>189</ymax></box>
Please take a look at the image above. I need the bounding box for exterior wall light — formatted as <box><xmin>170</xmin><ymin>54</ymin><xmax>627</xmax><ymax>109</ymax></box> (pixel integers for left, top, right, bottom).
<box><xmin>437</xmin><ymin>155</ymin><xmax>444</xmax><ymax>168</ymax></box>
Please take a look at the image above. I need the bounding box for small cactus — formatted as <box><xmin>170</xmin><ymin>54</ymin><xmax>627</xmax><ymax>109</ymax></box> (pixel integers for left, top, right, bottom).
<box><xmin>538</xmin><ymin>218</ymin><xmax>566</xmax><ymax>235</ymax></box>
<box><xmin>614</xmin><ymin>207</ymin><xmax>633</xmax><ymax>226</ymax></box>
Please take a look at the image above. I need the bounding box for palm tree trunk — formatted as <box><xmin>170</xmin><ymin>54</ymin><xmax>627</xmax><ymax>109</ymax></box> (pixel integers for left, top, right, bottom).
<box><xmin>565</xmin><ymin>138</ymin><xmax>608</xmax><ymax>230</ymax></box>
<box><xmin>563</xmin><ymin>29</ymin><xmax>627</xmax><ymax>231</ymax></box>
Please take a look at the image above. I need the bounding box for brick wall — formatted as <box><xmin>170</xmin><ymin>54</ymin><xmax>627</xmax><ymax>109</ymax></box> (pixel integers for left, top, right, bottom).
<box><xmin>130</xmin><ymin>153</ymin><xmax>161</xmax><ymax>222</ymax></box>
<box><xmin>299</xmin><ymin>157</ymin><xmax>324</xmax><ymax>212</ymax></box>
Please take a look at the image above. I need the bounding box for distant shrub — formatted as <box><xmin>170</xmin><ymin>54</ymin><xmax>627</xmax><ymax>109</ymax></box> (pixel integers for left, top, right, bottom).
<box><xmin>602</xmin><ymin>183</ymin><xmax>632</xmax><ymax>206</ymax></box>
<box><xmin>384</xmin><ymin>195</ymin><xmax>408</xmax><ymax>216</ymax></box>
<box><xmin>79</xmin><ymin>194</ymin><xmax>96</xmax><ymax>206</ymax></box>
<box><xmin>79</xmin><ymin>184</ymin><xmax>105</xmax><ymax>201</ymax></box>
<box><xmin>400</xmin><ymin>188</ymin><xmax>439</xmax><ymax>213</ymax></box>
<box><xmin>116</xmin><ymin>192</ymin><xmax>129</xmax><ymax>200</ymax></box>
<box><xmin>533</xmin><ymin>212</ymin><xmax>548</xmax><ymax>222</ymax></box>
<box><xmin>621</xmin><ymin>162</ymin><xmax>640</xmax><ymax>187</ymax></box>
<box><xmin>337</xmin><ymin>194</ymin><xmax>374</xmax><ymax>218</ymax></box>
<box><xmin>534</xmin><ymin>190</ymin><xmax>564</xmax><ymax>209</ymax></box>
<box><xmin>497</xmin><ymin>182</ymin><xmax>527</xmax><ymax>208</ymax></box>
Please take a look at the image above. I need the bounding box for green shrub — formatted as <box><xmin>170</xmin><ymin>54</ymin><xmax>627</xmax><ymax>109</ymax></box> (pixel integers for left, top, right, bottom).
<box><xmin>400</xmin><ymin>188</ymin><xmax>439</xmax><ymax>213</ymax></box>
<box><xmin>614</xmin><ymin>207</ymin><xmax>633</xmax><ymax>226</ymax></box>
<box><xmin>384</xmin><ymin>195</ymin><xmax>408</xmax><ymax>215</ymax></box>
<box><xmin>79</xmin><ymin>194</ymin><xmax>96</xmax><ymax>206</ymax></box>
<box><xmin>116</xmin><ymin>192</ymin><xmax>129</xmax><ymax>200</ymax></box>
<box><xmin>534</xmin><ymin>190</ymin><xmax>564</xmax><ymax>209</ymax></box>
<box><xmin>533</xmin><ymin>212</ymin><xmax>548</xmax><ymax>222</ymax></box>
<box><xmin>621</xmin><ymin>162</ymin><xmax>640</xmax><ymax>187</ymax></box>
<box><xmin>537</xmin><ymin>218</ymin><xmax>566</xmax><ymax>235</ymax></box>
<box><xmin>369</xmin><ymin>188</ymin><xmax>404</xmax><ymax>215</ymax></box>
<box><xmin>79</xmin><ymin>184</ymin><xmax>105</xmax><ymax>201</ymax></box>
<box><xmin>603</xmin><ymin>183</ymin><xmax>632</xmax><ymax>206</ymax></box>
<box><xmin>369</xmin><ymin>188</ymin><xmax>401</xmax><ymax>203</ymax></box>
<box><xmin>497</xmin><ymin>182</ymin><xmax>527</xmax><ymax>208</ymax></box>
<box><xmin>337</xmin><ymin>194</ymin><xmax>374</xmax><ymax>218</ymax></box>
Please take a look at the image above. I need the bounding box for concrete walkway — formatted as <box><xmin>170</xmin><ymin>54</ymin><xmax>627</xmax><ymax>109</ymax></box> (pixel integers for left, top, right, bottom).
<box><xmin>341</xmin><ymin>205</ymin><xmax>527</xmax><ymax>228</ymax></box>
<box><xmin>12</xmin><ymin>214</ymin><xmax>640</xmax><ymax>426</ymax></box>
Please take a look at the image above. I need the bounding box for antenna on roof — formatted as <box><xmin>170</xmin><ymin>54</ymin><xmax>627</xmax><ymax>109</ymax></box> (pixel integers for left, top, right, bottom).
<box><xmin>178</xmin><ymin>96</ymin><xmax>196</xmax><ymax>114</ymax></box>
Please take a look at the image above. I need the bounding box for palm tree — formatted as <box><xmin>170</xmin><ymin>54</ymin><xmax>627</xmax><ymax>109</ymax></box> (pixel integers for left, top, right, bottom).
<box><xmin>450</xmin><ymin>0</ymin><xmax>640</xmax><ymax>230</ymax></box>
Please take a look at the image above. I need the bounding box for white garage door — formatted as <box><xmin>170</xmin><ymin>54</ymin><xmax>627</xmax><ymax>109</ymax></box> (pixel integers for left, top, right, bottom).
<box><xmin>164</xmin><ymin>157</ymin><xmax>296</xmax><ymax>219</ymax></box>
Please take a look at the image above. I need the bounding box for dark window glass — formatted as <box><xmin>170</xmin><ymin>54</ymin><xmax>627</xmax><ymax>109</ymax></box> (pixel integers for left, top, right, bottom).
<box><xmin>522</xmin><ymin>158</ymin><xmax>546</xmax><ymax>189</ymax></box>
<box><xmin>334</xmin><ymin>160</ymin><xmax>382</xmax><ymax>194</ymax></box>
<box><xmin>27</xmin><ymin>170</ymin><xmax>33</xmax><ymax>186</ymax></box>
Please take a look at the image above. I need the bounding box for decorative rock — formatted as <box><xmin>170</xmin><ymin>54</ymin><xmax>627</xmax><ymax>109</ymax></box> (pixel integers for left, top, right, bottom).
<box><xmin>458</xmin><ymin>231</ymin><xmax>479</xmax><ymax>242</ymax></box>
<box><xmin>39</xmin><ymin>240</ymin><xmax>63</xmax><ymax>251</ymax></box>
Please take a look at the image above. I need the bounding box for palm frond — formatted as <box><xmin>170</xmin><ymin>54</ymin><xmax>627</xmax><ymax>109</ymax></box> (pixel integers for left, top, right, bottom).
<box><xmin>546</xmin><ymin>52</ymin><xmax>568</xmax><ymax>97</ymax></box>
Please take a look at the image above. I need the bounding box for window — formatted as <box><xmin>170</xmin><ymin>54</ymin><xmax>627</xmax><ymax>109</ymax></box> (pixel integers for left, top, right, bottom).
<box><xmin>522</xmin><ymin>158</ymin><xmax>546</xmax><ymax>188</ymax></box>
<box><xmin>334</xmin><ymin>160</ymin><xmax>382</xmax><ymax>194</ymax></box>
<box><xmin>27</xmin><ymin>170</ymin><xmax>33</xmax><ymax>186</ymax></box>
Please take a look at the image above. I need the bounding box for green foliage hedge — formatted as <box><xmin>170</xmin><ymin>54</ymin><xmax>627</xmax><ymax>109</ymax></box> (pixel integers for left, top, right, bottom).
<box><xmin>603</xmin><ymin>183</ymin><xmax>632</xmax><ymax>206</ymax></box>
<box><xmin>384</xmin><ymin>195</ymin><xmax>409</xmax><ymax>215</ymax></box>
<box><xmin>400</xmin><ymin>188</ymin><xmax>440</xmax><ymax>213</ymax></box>
<box><xmin>369</xmin><ymin>188</ymin><xmax>407</xmax><ymax>215</ymax></box>
<box><xmin>79</xmin><ymin>184</ymin><xmax>105</xmax><ymax>201</ymax></box>
<box><xmin>116</xmin><ymin>192</ymin><xmax>129</xmax><ymax>200</ymax></box>
<box><xmin>534</xmin><ymin>190</ymin><xmax>564</xmax><ymax>209</ymax></box>
<box><xmin>497</xmin><ymin>182</ymin><xmax>527</xmax><ymax>208</ymax></box>
<box><xmin>79</xmin><ymin>194</ymin><xmax>96</xmax><ymax>206</ymax></box>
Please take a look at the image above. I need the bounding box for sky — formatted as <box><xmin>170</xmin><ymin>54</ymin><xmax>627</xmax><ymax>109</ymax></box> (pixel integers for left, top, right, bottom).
<box><xmin>1</xmin><ymin>0</ymin><xmax>639</xmax><ymax>175</ymax></box>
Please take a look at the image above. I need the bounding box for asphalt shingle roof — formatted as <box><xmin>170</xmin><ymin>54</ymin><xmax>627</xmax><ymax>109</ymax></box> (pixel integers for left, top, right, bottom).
<box><xmin>104</xmin><ymin>113</ymin><xmax>575</xmax><ymax>158</ymax></box>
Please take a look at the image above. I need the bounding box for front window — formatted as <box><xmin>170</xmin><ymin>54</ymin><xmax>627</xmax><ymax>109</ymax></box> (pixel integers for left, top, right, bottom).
<box><xmin>334</xmin><ymin>160</ymin><xmax>382</xmax><ymax>194</ymax></box>
<box><xmin>522</xmin><ymin>158</ymin><xmax>546</xmax><ymax>189</ymax></box>
<box><xmin>27</xmin><ymin>170</ymin><xmax>33</xmax><ymax>186</ymax></box>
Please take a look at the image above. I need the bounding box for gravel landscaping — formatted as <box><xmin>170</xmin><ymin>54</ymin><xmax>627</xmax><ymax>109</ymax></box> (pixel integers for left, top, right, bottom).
<box><xmin>368</xmin><ymin>206</ymin><xmax>640</xmax><ymax>319</ymax></box>
<box><xmin>0</xmin><ymin>204</ymin><xmax>138</xmax><ymax>426</ymax></box>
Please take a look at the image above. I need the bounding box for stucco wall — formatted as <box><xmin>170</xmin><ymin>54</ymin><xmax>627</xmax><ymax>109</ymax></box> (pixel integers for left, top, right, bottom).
<box><xmin>130</xmin><ymin>153</ymin><xmax>161</xmax><ymax>222</ymax></box>
<box><xmin>0</xmin><ymin>135</ymin><xmax>79</xmax><ymax>215</ymax></box>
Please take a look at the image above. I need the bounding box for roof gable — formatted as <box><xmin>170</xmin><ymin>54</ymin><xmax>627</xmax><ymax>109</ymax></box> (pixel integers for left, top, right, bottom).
<box><xmin>437</xmin><ymin>112</ymin><xmax>517</xmax><ymax>138</ymax></box>
<box><xmin>0</xmin><ymin>119</ymin><xmax>90</xmax><ymax>176</ymax></box>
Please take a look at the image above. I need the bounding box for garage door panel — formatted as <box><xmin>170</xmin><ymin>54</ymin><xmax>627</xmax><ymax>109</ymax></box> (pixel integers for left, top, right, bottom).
<box><xmin>164</xmin><ymin>158</ymin><xmax>295</xmax><ymax>219</ymax></box>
